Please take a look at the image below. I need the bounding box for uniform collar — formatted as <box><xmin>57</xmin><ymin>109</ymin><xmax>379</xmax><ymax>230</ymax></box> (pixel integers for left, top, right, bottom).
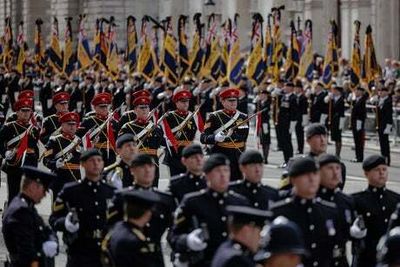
<box><xmin>188</xmin><ymin>172</ymin><xmax>204</xmax><ymax>180</ymax></box>
<box><xmin>83</xmin><ymin>178</ymin><xmax>101</xmax><ymax>187</ymax></box>
<box><xmin>293</xmin><ymin>195</ymin><xmax>316</xmax><ymax>206</ymax></box>
<box><xmin>209</xmin><ymin>189</ymin><xmax>228</xmax><ymax>199</ymax></box>
<box><xmin>132</xmin><ymin>183</ymin><xmax>152</xmax><ymax>191</ymax></box>
<box><xmin>62</xmin><ymin>132</ymin><xmax>75</xmax><ymax>140</ymax></box>
<box><xmin>175</xmin><ymin>109</ymin><xmax>188</xmax><ymax>116</ymax></box>
<box><xmin>318</xmin><ymin>186</ymin><xmax>340</xmax><ymax>200</ymax></box>
<box><xmin>223</xmin><ymin>109</ymin><xmax>236</xmax><ymax>116</ymax></box>
<box><xmin>135</xmin><ymin>118</ymin><xmax>147</xmax><ymax>125</ymax></box>
<box><xmin>367</xmin><ymin>185</ymin><xmax>386</xmax><ymax>194</ymax></box>
<box><xmin>244</xmin><ymin>180</ymin><xmax>262</xmax><ymax>189</ymax></box>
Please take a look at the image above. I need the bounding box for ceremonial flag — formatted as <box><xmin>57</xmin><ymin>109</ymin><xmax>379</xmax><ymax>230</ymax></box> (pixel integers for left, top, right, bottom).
<box><xmin>298</xmin><ymin>19</ymin><xmax>314</xmax><ymax>81</ymax></box>
<box><xmin>202</xmin><ymin>14</ymin><xmax>220</xmax><ymax>81</ymax></box>
<box><xmin>34</xmin><ymin>19</ymin><xmax>46</xmax><ymax>70</ymax></box>
<box><xmin>126</xmin><ymin>16</ymin><xmax>137</xmax><ymax>74</ymax></box>
<box><xmin>137</xmin><ymin>16</ymin><xmax>157</xmax><ymax>81</ymax></box>
<box><xmin>77</xmin><ymin>14</ymin><xmax>92</xmax><ymax>70</ymax></box>
<box><xmin>271</xmin><ymin>6</ymin><xmax>285</xmax><ymax>81</ymax></box>
<box><xmin>106</xmin><ymin>16</ymin><xmax>119</xmax><ymax>78</ymax></box>
<box><xmin>264</xmin><ymin>14</ymin><xmax>273</xmax><ymax>74</ymax></box>
<box><xmin>178</xmin><ymin>15</ymin><xmax>190</xmax><ymax>81</ymax></box>
<box><xmin>284</xmin><ymin>20</ymin><xmax>300</xmax><ymax>81</ymax></box>
<box><xmin>189</xmin><ymin>13</ymin><xmax>204</xmax><ymax>77</ymax></box>
<box><xmin>161</xmin><ymin>17</ymin><xmax>178</xmax><ymax>85</ymax></box>
<box><xmin>16</xmin><ymin>21</ymin><xmax>26</xmax><ymax>75</ymax></box>
<box><xmin>361</xmin><ymin>25</ymin><xmax>381</xmax><ymax>89</ymax></box>
<box><xmin>228</xmin><ymin>14</ymin><xmax>244</xmax><ymax>85</ymax></box>
<box><xmin>350</xmin><ymin>20</ymin><xmax>361</xmax><ymax>90</ymax></box>
<box><xmin>322</xmin><ymin>20</ymin><xmax>339</xmax><ymax>86</ymax></box>
<box><xmin>246</xmin><ymin>13</ymin><xmax>265</xmax><ymax>85</ymax></box>
<box><xmin>219</xmin><ymin>20</ymin><xmax>229</xmax><ymax>82</ymax></box>
<box><xmin>3</xmin><ymin>17</ymin><xmax>13</xmax><ymax>66</ymax></box>
<box><xmin>63</xmin><ymin>17</ymin><xmax>75</xmax><ymax>76</ymax></box>
<box><xmin>47</xmin><ymin>17</ymin><xmax>63</xmax><ymax>73</ymax></box>
<box><xmin>93</xmin><ymin>18</ymin><xmax>108</xmax><ymax>70</ymax></box>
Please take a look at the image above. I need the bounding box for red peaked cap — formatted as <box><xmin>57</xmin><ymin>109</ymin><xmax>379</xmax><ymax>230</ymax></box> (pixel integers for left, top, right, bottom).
<box><xmin>14</xmin><ymin>98</ymin><xmax>33</xmax><ymax>111</ymax></box>
<box><xmin>52</xmin><ymin>92</ymin><xmax>70</xmax><ymax>105</ymax></box>
<box><xmin>219</xmin><ymin>88</ymin><xmax>240</xmax><ymax>100</ymax></box>
<box><xmin>132</xmin><ymin>89</ymin><xmax>151</xmax><ymax>99</ymax></box>
<box><xmin>133</xmin><ymin>96</ymin><xmax>151</xmax><ymax>106</ymax></box>
<box><xmin>172</xmin><ymin>89</ymin><xmax>192</xmax><ymax>103</ymax></box>
<box><xmin>18</xmin><ymin>90</ymin><xmax>34</xmax><ymax>100</ymax></box>
<box><xmin>91</xmin><ymin>92</ymin><xmax>112</xmax><ymax>106</ymax></box>
<box><xmin>59</xmin><ymin>112</ymin><xmax>80</xmax><ymax>124</ymax></box>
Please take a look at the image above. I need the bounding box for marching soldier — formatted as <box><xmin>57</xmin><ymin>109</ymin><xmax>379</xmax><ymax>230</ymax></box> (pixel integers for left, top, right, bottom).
<box><xmin>81</xmin><ymin>75</ymin><xmax>96</xmax><ymax>114</ymax></box>
<box><xmin>49</xmin><ymin>149</ymin><xmax>115</xmax><ymax>267</ymax></box>
<box><xmin>352</xmin><ymin>155</ymin><xmax>400</xmax><ymax>267</ymax></box>
<box><xmin>163</xmin><ymin>89</ymin><xmax>198</xmax><ymax>176</ymax></box>
<box><xmin>113</xmin><ymin>77</ymin><xmax>126</xmax><ymax>115</ymax></box>
<box><xmin>278</xmin><ymin>81</ymin><xmax>298</xmax><ymax>167</ymax></box>
<box><xmin>78</xmin><ymin>92</ymin><xmax>119</xmax><ymax>166</ymax></box>
<box><xmin>349</xmin><ymin>86</ymin><xmax>367</xmax><ymax>162</ymax></box>
<box><xmin>102</xmin><ymin>190</ymin><xmax>162</xmax><ymax>267</ymax></box>
<box><xmin>271</xmin><ymin>79</ymin><xmax>284</xmax><ymax>152</ymax></box>
<box><xmin>376</xmin><ymin>227</ymin><xmax>400</xmax><ymax>267</ymax></box>
<box><xmin>254</xmin><ymin>84</ymin><xmax>272</xmax><ymax>164</ymax></box>
<box><xmin>103</xmin><ymin>134</ymin><xmax>138</xmax><ymax>189</ymax></box>
<box><xmin>169</xmin><ymin>144</ymin><xmax>207</xmax><ymax>204</ymax></box>
<box><xmin>39</xmin><ymin>71</ymin><xmax>55</xmax><ymax>118</ymax></box>
<box><xmin>310</xmin><ymin>81</ymin><xmax>328</xmax><ymax>124</ymax></box>
<box><xmin>40</xmin><ymin>91</ymin><xmax>71</xmax><ymax>145</ymax></box>
<box><xmin>150</xmin><ymin>76</ymin><xmax>165</xmax><ymax>109</ymax></box>
<box><xmin>254</xmin><ymin>218</ymin><xmax>307</xmax><ymax>267</ymax></box>
<box><xmin>2</xmin><ymin>167</ymin><xmax>59</xmax><ymax>267</ymax></box>
<box><xmin>169</xmin><ymin>154</ymin><xmax>248</xmax><ymax>267</ymax></box>
<box><xmin>230</xmin><ymin>150</ymin><xmax>279</xmax><ymax>210</ymax></box>
<box><xmin>5</xmin><ymin>89</ymin><xmax>36</xmax><ymax>123</ymax></box>
<box><xmin>294</xmin><ymin>79</ymin><xmax>308</xmax><ymax>154</ymax></box>
<box><xmin>271</xmin><ymin>156</ymin><xmax>340</xmax><ymax>267</ymax></box>
<box><xmin>118</xmin><ymin>89</ymin><xmax>151</xmax><ymax>128</ymax></box>
<box><xmin>67</xmin><ymin>76</ymin><xmax>81</xmax><ymax>114</ymax></box>
<box><xmin>210</xmin><ymin>205</ymin><xmax>270</xmax><ymax>267</ymax></box>
<box><xmin>375</xmin><ymin>86</ymin><xmax>393</xmax><ymax>166</ymax></box>
<box><xmin>200</xmin><ymin>88</ymin><xmax>249</xmax><ymax>180</ymax></box>
<box><xmin>6</xmin><ymin>68</ymin><xmax>20</xmax><ymax>108</ymax></box>
<box><xmin>119</xmin><ymin>95</ymin><xmax>163</xmax><ymax>185</ymax></box>
<box><xmin>0</xmin><ymin>98</ymin><xmax>40</xmax><ymax>203</ymax></box>
<box><xmin>43</xmin><ymin>112</ymin><xmax>82</xmax><ymax>199</ymax></box>
<box><xmin>106</xmin><ymin>153</ymin><xmax>175</xmax><ymax>266</ymax></box>
<box><xmin>326</xmin><ymin>85</ymin><xmax>346</xmax><ymax>158</ymax></box>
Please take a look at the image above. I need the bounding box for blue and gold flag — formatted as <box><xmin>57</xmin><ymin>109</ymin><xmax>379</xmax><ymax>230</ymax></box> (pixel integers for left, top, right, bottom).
<box><xmin>298</xmin><ymin>20</ymin><xmax>313</xmax><ymax>81</ymax></box>
<box><xmin>322</xmin><ymin>20</ymin><xmax>339</xmax><ymax>86</ymax></box>
<box><xmin>77</xmin><ymin>14</ymin><xmax>92</xmax><ymax>71</ymax></box>
<box><xmin>350</xmin><ymin>20</ymin><xmax>361</xmax><ymax>90</ymax></box>
<box><xmin>178</xmin><ymin>15</ymin><xmax>189</xmax><ymax>80</ymax></box>
<box><xmin>271</xmin><ymin>6</ymin><xmax>284</xmax><ymax>81</ymax></box>
<box><xmin>161</xmin><ymin>17</ymin><xmax>178</xmax><ymax>85</ymax></box>
<box><xmin>203</xmin><ymin>14</ymin><xmax>220</xmax><ymax>81</ymax></box>
<box><xmin>246</xmin><ymin>13</ymin><xmax>265</xmax><ymax>85</ymax></box>
<box><xmin>264</xmin><ymin>14</ymin><xmax>273</xmax><ymax>75</ymax></box>
<box><xmin>284</xmin><ymin>21</ymin><xmax>300</xmax><ymax>81</ymax></box>
<box><xmin>126</xmin><ymin>16</ymin><xmax>137</xmax><ymax>74</ymax></box>
<box><xmin>47</xmin><ymin>17</ymin><xmax>63</xmax><ymax>73</ymax></box>
<box><xmin>189</xmin><ymin>13</ymin><xmax>204</xmax><ymax>77</ymax></box>
<box><xmin>34</xmin><ymin>18</ymin><xmax>46</xmax><ymax>70</ymax></box>
<box><xmin>361</xmin><ymin>25</ymin><xmax>380</xmax><ymax>90</ymax></box>
<box><xmin>228</xmin><ymin>14</ymin><xmax>244</xmax><ymax>85</ymax></box>
<box><xmin>3</xmin><ymin>17</ymin><xmax>12</xmax><ymax>66</ymax></box>
<box><xmin>137</xmin><ymin>16</ymin><xmax>157</xmax><ymax>81</ymax></box>
<box><xmin>16</xmin><ymin>21</ymin><xmax>26</xmax><ymax>75</ymax></box>
<box><xmin>63</xmin><ymin>17</ymin><xmax>75</xmax><ymax>76</ymax></box>
<box><xmin>94</xmin><ymin>18</ymin><xmax>108</xmax><ymax>70</ymax></box>
<box><xmin>106</xmin><ymin>16</ymin><xmax>119</xmax><ymax>78</ymax></box>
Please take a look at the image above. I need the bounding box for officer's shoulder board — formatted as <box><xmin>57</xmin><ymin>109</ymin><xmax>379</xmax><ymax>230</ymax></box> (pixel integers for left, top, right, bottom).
<box><xmin>316</xmin><ymin>197</ymin><xmax>337</xmax><ymax>209</ymax></box>
<box><xmin>228</xmin><ymin>180</ymin><xmax>242</xmax><ymax>187</ymax></box>
<box><xmin>170</xmin><ymin>173</ymin><xmax>186</xmax><ymax>183</ymax></box>
<box><xmin>270</xmin><ymin>197</ymin><xmax>293</xmax><ymax>209</ymax></box>
<box><xmin>104</xmin><ymin>161</ymin><xmax>120</xmax><ymax>172</ymax></box>
<box><xmin>182</xmin><ymin>189</ymin><xmax>207</xmax><ymax>202</ymax></box>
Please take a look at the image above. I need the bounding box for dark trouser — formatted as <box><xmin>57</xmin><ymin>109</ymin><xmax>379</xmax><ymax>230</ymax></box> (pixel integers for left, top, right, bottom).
<box><xmin>378</xmin><ymin>130</ymin><xmax>390</xmax><ymax>166</ymax></box>
<box><xmin>295</xmin><ymin>120</ymin><xmax>304</xmax><ymax>154</ymax></box>
<box><xmin>352</xmin><ymin>128</ymin><xmax>364</xmax><ymax>161</ymax></box>
<box><xmin>281</xmin><ymin>127</ymin><xmax>293</xmax><ymax>163</ymax></box>
<box><xmin>275</xmin><ymin>123</ymin><xmax>282</xmax><ymax>150</ymax></box>
<box><xmin>67</xmin><ymin>253</ymin><xmax>102</xmax><ymax>267</ymax></box>
<box><xmin>5</xmin><ymin>167</ymin><xmax>22</xmax><ymax>204</ymax></box>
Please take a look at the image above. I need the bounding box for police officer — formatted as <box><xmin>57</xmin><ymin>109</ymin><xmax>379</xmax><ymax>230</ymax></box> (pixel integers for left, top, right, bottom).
<box><xmin>119</xmin><ymin>95</ymin><xmax>163</xmax><ymax>185</ymax></box>
<box><xmin>102</xmin><ymin>190</ymin><xmax>161</xmax><ymax>267</ymax></box>
<box><xmin>294</xmin><ymin>79</ymin><xmax>308</xmax><ymax>154</ymax></box>
<box><xmin>352</xmin><ymin>155</ymin><xmax>400</xmax><ymax>267</ymax></box>
<box><xmin>0</xmin><ymin>97</ymin><xmax>40</xmax><ymax>203</ymax></box>
<box><xmin>49</xmin><ymin>149</ymin><xmax>115</xmax><ymax>267</ymax></box>
<box><xmin>254</xmin><ymin>84</ymin><xmax>272</xmax><ymax>164</ymax></box>
<box><xmin>376</xmin><ymin>86</ymin><xmax>393</xmax><ymax>166</ymax></box>
<box><xmin>43</xmin><ymin>112</ymin><xmax>82</xmax><ymax>199</ymax></box>
<box><xmin>103</xmin><ymin>134</ymin><xmax>138</xmax><ymax>189</ymax></box>
<box><xmin>107</xmin><ymin>153</ymin><xmax>175</xmax><ymax>266</ymax></box>
<box><xmin>78</xmin><ymin>92</ymin><xmax>118</xmax><ymax>166</ymax></box>
<box><xmin>210</xmin><ymin>205</ymin><xmax>271</xmax><ymax>267</ymax></box>
<box><xmin>254</xmin><ymin>217</ymin><xmax>307</xmax><ymax>267</ymax></box>
<box><xmin>230</xmin><ymin>150</ymin><xmax>278</xmax><ymax>210</ymax></box>
<box><xmin>349</xmin><ymin>86</ymin><xmax>367</xmax><ymax>162</ymax></box>
<box><xmin>200</xmin><ymin>88</ymin><xmax>249</xmax><ymax>180</ymax></box>
<box><xmin>163</xmin><ymin>88</ymin><xmax>198</xmax><ymax>176</ymax></box>
<box><xmin>169</xmin><ymin>144</ymin><xmax>207</xmax><ymax>203</ymax></box>
<box><xmin>271</xmin><ymin>156</ymin><xmax>340</xmax><ymax>267</ymax></box>
<box><xmin>169</xmin><ymin>153</ymin><xmax>248</xmax><ymax>267</ymax></box>
<box><xmin>40</xmin><ymin>91</ymin><xmax>71</xmax><ymax>144</ymax></box>
<box><xmin>326</xmin><ymin>85</ymin><xmax>346</xmax><ymax>158</ymax></box>
<box><xmin>310</xmin><ymin>81</ymin><xmax>328</xmax><ymax>124</ymax></box>
<box><xmin>2</xmin><ymin>167</ymin><xmax>58</xmax><ymax>267</ymax></box>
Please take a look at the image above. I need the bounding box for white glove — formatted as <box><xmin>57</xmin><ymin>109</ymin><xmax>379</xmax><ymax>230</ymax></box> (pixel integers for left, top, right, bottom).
<box><xmin>186</xmin><ymin>229</ymin><xmax>207</xmax><ymax>251</ymax></box>
<box><xmin>55</xmin><ymin>158</ymin><xmax>65</xmax><ymax>169</ymax></box>
<box><xmin>339</xmin><ymin>117</ymin><xmax>346</xmax><ymax>130</ymax></box>
<box><xmin>42</xmin><ymin>240</ymin><xmax>58</xmax><ymax>258</ymax></box>
<box><xmin>320</xmin><ymin>113</ymin><xmax>328</xmax><ymax>124</ymax></box>
<box><xmin>302</xmin><ymin>115</ymin><xmax>309</xmax><ymax>127</ymax></box>
<box><xmin>262</xmin><ymin>123</ymin><xmax>269</xmax><ymax>134</ymax></box>
<box><xmin>65</xmin><ymin>212</ymin><xmax>80</xmax><ymax>233</ymax></box>
<box><xmin>5</xmin><ymin>150</ymin><xmax>14</xmax><ymax>160</ymax></box>
<box><xmin>350</xmin><ymin>217</ymin><xmax>367</xmax><ymax>239</ymax></box>
<box><xmin>384</xmin><ymin>124</ymin><xmax>392</xmax><ymax>135</ymax></box>
<box><xmin>214</xmin><ymin>132</ymin><xmax>226</xmax><ymax>142</ymax></box>
<box><xmin>110</xmin><ymin>172</ymin><xmax>123</xmax><ymax>190</ymax></box>
<box><xmin>173</xmin><ymin>255</ymin><xmax>189</xmax><ymax>267</ymax></box>
<box><xmin>289</xmin><ymin>121</ymin><xmax>297</xmax><ymax>134</ymax></box>
<box><xmin>356</xmin><ymin>120</ymin><xmax>362</xmax><ymax>131</ymax></box>
<box><xmin>324</xmin><ymin>95</ymin><xmax>331</xmax><ymax>103</ymax></box>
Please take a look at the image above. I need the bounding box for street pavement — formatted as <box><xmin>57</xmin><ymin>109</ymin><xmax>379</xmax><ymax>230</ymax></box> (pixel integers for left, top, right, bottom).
<box><xmin>0</xmin><ymin>128</ymin><xmax>400</xmax><ymax>265</ymax></box>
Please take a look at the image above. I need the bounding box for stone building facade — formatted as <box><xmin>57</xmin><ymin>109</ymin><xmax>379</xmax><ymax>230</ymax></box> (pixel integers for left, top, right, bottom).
<box><xmin>0</xmin><ymin>0</ymin><xmax>398</xmax><ymax>63</ymax></box>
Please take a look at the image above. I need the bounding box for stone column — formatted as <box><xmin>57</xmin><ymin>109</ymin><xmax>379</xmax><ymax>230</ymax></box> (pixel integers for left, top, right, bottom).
<box><xmin>23</xmin><ymin>0</ymin><xmax>51</xmax><ymax>47</ymax></box>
